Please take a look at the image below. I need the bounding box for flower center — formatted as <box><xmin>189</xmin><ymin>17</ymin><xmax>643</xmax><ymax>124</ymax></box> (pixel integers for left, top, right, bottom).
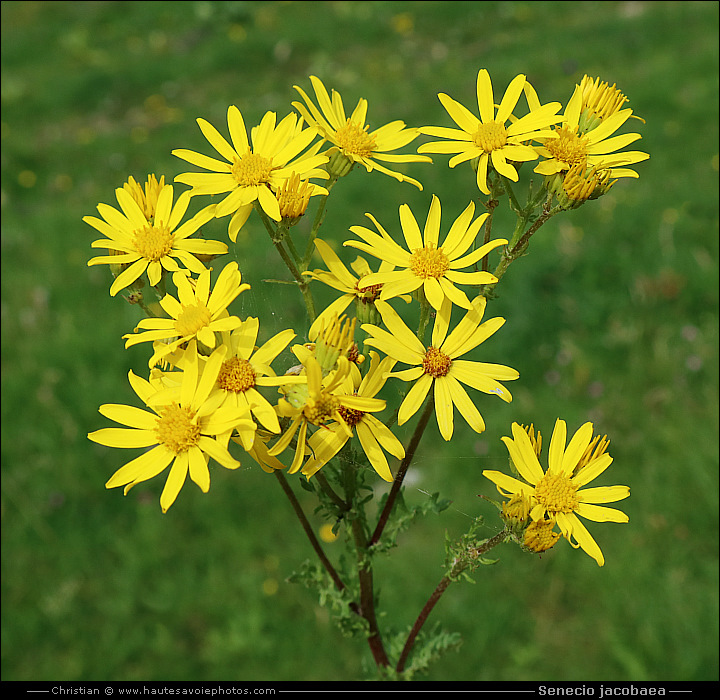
<box><xmin>175</xmin><ymin>303</ymin><xmax>212</xmax><ymax>337</ymax></box>
<box><xmin>154</xmin><ymin>404</ymin><xmax>200</xmax><ymax>454</ymax></box>
<box><xmin>335</xmin><ymin>119</ymin><xmax>377</xmax><ymax>158</ymax></box>
<box><xmin>338</xmin><ymin>400</ymin><xmax>365</xmax><ymax>428</ymax></box>
<box><xmin>232</xmin><ymin>150</ymin><xmax>274</xmax><ymax>186</ymax></box>
<box><xmin>355</xmin><ymin>277</ymin><xmax>382</xmax><ymax>303</ymax></box>
<box><xmin>534</xmin><ymin>472</ymin><xmax>579</xmax><ymax>515</ymax></box>
<box><xmin>132</xmin><ymin>223</ymin><xmax>174</xmax><ymax>262</ymax></box>
<box><xmin>303</xmin><ymin>392</ymin><xmax>340</xmax><ymax>425</ymax></box>
<box><xmin>473</xmin><ymin>120</ymin><xmax>508</xmax><ymax>152</ymax></box>
<box><xmin>217</xmin><ymin>357</ymin><xmax>257</xmax><ymax>393</ymax></box>
<box><xmin>545</xmin><ymin>126</ymin><xmax>589</xmax><ymax>168</ymax></box>
<box><xmin>409</xmin><ymin>244</ymin><xmax>450</xmax><ymax>280</ymax></box>
<box><xmin>422</xmin><ymin>346</ymin><xmax>451</xmax><ymax>378</ymax></box>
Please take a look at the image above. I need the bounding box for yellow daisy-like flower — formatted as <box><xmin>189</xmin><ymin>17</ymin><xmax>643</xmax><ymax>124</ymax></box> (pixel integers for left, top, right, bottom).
<box><xmin>123</xmin><ymin>262</ymin><xmax>249</xmax><ymax>368</ymax></box>
<box><xmin>418</xmin><ymin>69</ymin><xmax>562</xmax><ymax>194</ymax></box>
<box><xmin>270</xmin><ymin>354</ymin><xmax>385</xmax><ymax>475</ymax></box>
<box><xmin>88</xmin><ymin>342</ymin><xmax>253</xmax><ymax>513</ymax></box>
<box><xmin>483</xmin><ymin>420</ymin><xmax>630</xmax><ymax>566</ymax></box>
<box><xmin>531</xmin><ymin>76</ymin><xmax>648</xmax><ymax>180</ymax></box>
<box><xmin>172</xmin><ymin>107</ymin><xmax>329</xmax><ymax>241</ymax></box>
<box><xmin>303</xmin><ymin>351</ymin><xmax>405</xmax><ymax>482</ymax></box>
<box><xmin>210</xmin><ymin>317</ymin><xmax>305</xmax><ymax>447</ymax></box>
<box><xmin>303</xmin><ymin>238</ymin><xmax>411</xmax><ymax>340</ymax></box>
<box><xmin>362</xmin><ymin>298</ymin><xmax>519</xmax><ymax>440</ymax></box>
<box><xmin>345</xmin><ymin>195</ymin><xmax>506</xmax><ymax>313</ymax></box>
<box><xmin>292</xmin><ymin>75</ymin><xmax>431</xmax><ymax>188</ymax></box>
<box><xmin>85</xmin><ymin>183</ymin><xmax>226</xmax><ymax>297</ymax></box>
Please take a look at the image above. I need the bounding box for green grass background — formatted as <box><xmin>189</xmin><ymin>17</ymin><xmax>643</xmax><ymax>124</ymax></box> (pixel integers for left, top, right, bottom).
<box><xmin>2</xmin><ymin>0</ymin><xmax>718</xmax><ymax>683</ymax></box>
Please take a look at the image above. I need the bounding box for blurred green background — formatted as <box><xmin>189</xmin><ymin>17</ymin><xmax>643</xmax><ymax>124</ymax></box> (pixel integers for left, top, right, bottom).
<box><xmin>2</xmin><ymin>0</ymin><xmax>718</xmax><ymax>683</ymax></box>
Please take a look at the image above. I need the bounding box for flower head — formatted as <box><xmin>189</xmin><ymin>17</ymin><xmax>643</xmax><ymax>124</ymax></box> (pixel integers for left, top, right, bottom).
<box><xmin>345</xmin><ymin>196</ymin><xmax>506</xmax><ymax>313</ymax></box>
<box><xmin>292</xmin><ymin>75</ymin><xmax>431</xmax><ymax>188</ymax></box>
<box><xmin>173</xmin><ymin>107</ymin><xmax>329</xmax><ymax>241</ymax></box>
<box><xmin>122</xmin><ymin>174</ymin><xmax>166</xmax><ymax>221</ymax></box>
<box><xmin>362</xmin><ymin>298</ymin><xmax>519</xmax><ymax>440</ymax></box>
<box><xmin>418</xmin><ymin>69</ymin><xmax>562</xmax><ymax>194</ymax></box>
<box><xmin>86</xmin><ymin>181</ymin><xmax>226</xmax><ymax>296</ymax></box>
<box><xmin>303</xmin><ymin>350</ymin><xmax>405</xmax><ymax>481</ymax></box>
<box><xmin>304</xmin><ymin>238</ymin><xmax>411</xmax><ymax>339</ymax></box>
<box><xmin>276</xmin><ymin>172</ymin><xmax>315</xmax><ymax>222</ymax></box>
<box><xmin>575</xmin><ymin>75</ymin><xmax>643</xmax><ymax>133</ymax></box>
<box><xmin>173</xmin><ymin>317</ymin><xmax>303</xmax><ymax>450</ymax></box>
<box><xmin>532</xmin><ymin>76</ymin><xmax>649</xmax><ymax>181</ymax></box>
<box><xmin>88</xmin><ymin>341</ymin><xmax>253</xmax><ymax>512</ymax></box>
<box><xmin>483</xmin><ymin>420</ymin><xmax>630</xmax><ymax>566</ymax></box>
<box><xmin>270</xmin><ymin>352</ymin><xmax>385</xmax><ymax>475</ymax></box>
<box><xmin>123</xmin><ymin>262</ymin><xmax>249</xmax><ymax>367</ymax></box>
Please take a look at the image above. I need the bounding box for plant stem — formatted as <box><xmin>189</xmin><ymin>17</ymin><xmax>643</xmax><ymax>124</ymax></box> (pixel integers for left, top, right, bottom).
<box><xmin>255</xmin><ymin>202</ymin><xmax>317</xmax><ymax>322</ymax></box>
<box><xmin>369</xmin><ymin>394</ymin><xmax>435</xmax><ymax>548</ymax></box>
<box><xmin>274</xmin><ymin>470</ymin><xmax>348</xmax><ymax>597</ymax></box>
<box><xmin>480</xmin><ymin>200</ymin><xmax>561</xmax><ymax>299</ymax></box>
<box><xmin>338</xmin><ymin>450</ymin><xmax>390</xmax><ymax>668</ymax></box>
<box><xmin>302</xmin><ymin>175</ymin><xmax>338</xmax><ymax>270</ymax></box>
<box><xmin>395</xmin><ymin>529</ymin><xmax>508</xmax><ymax>674</ymax></box>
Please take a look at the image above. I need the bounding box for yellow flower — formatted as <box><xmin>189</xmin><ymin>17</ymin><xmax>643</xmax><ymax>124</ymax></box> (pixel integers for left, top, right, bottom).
<box><xmin>173</xmin><ymin>107</ymin><xmax>329</xmax><ymax>241</ymax></box>
<box><xmin>575</xmin><ymin>75</ymin><xmax>644</xmax><ymax>132</ymax></box>
<box><xmin>303</xmin><ymin>351</ymin><xmax>405</xmax><ymax>482</ymax></box>
<box><xmin>303</xmin><ymin>238</ymin><xmax>410</xmax><ymax>339</ymax></box>
<box><xmin>123</xmin><ymin>262</ymin><xmax>249</xmax><ymax>367</ymax></box>
<box><xmin>85</xmin><ymin>183</ymin><xmax>226</xmax><ymax>296</ymax></box>
<box><xmin>269</xmin><ymin>354</ymin><xmax>385</xmax><ymax>475</ymax></box>
<box><xmin>210</xmin><ymin>317</ymin><xmax>303</xmax><ymax>448</ymax></box>
<box><xmin>483</xmin><ymin>420</ymin><xmax>630</xmax><ymax>566</ymax></box>
<box><xmin>554</xmin><ymin>161</ymin><xmax>615</xmax><ymax>209</ymax></box>
<box><xmin>532</xmin><ymin>76</ymin><xmax>649</xmax><ymax>180</ymax></box>
<box><xmin>88</xmin><ymin>341</ymin><xmax>253</xmax><ymax>513</ymax></box>
<box><xmin>292</xmin><ymin>75</ymin><xmax>431</xmax><ymax>188</ymax></box>
<box><xmin>276</xmin><ymin>172</ymin><xmax>316</xmax><ymax>221</ymax></box>
<box><xmin>122</xmin><ymin>174</ymin><xmax>166</xmax><ymax>221</ymax></box>
<box><xmin>362</xmin><ymin>298</ymin><xmax>519</xmax><ymax>440</ymax></box>
<box><xmin>418</xmin><ymin>69</ymin><xmax>562</xmax><ymax>194</ymax></box>
<box><xmin>345</xmin><ymin>195</ymin><xmax>506</xmax><ymax>313</ymax></box>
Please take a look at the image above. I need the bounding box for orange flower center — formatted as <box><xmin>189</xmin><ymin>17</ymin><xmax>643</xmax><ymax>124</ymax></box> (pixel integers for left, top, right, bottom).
<box><xmin>355</xmin><ymin>277</ymin><xmax>382</xmax><ymax>303</ymax></box>
<box><xmin>217</xmin><ymin>357</ymin><xmax>257</xmax><ymax>393</ymax></box>
<box><xmin>338</xmin><ymin>399</ymin><xmax>365</xmax><ymax>428</ymax></box>
<box><xmin>422</xmin><ymin>346</ymin><xmax>451</xmax><ymax>378</ymax></box>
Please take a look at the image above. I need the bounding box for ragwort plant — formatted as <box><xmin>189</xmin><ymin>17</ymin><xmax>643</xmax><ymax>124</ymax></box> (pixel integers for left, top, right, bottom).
<box><xmin>86</xmin><ymin>70</ymin><xmax>646</xmax><ymax>679</ymax></box>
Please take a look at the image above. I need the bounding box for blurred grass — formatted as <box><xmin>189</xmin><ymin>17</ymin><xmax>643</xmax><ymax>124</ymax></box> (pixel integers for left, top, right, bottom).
<box><xmin>1</xmin><ymin>0</ymin><xmax>718</xmax><ymax>683</ymax></box>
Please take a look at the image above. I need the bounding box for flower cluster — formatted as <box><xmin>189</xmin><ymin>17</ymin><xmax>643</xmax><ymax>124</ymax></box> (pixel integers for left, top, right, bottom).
<box><xmin>86</xmin><ymin>69</ymin><xmax>638</xmax><ymax>572</ymax></box>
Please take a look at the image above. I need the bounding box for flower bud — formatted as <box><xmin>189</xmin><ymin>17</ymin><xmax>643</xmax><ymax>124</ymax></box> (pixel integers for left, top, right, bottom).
<box><xmin>314</xmin><ymin>314</ymin><xmax>356</xmax><ymax>374</ymax></box>
<box><xmin>325</xmin><ymin>149</ymin><xmax>356</xmax><ymax>178</ymax></box>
